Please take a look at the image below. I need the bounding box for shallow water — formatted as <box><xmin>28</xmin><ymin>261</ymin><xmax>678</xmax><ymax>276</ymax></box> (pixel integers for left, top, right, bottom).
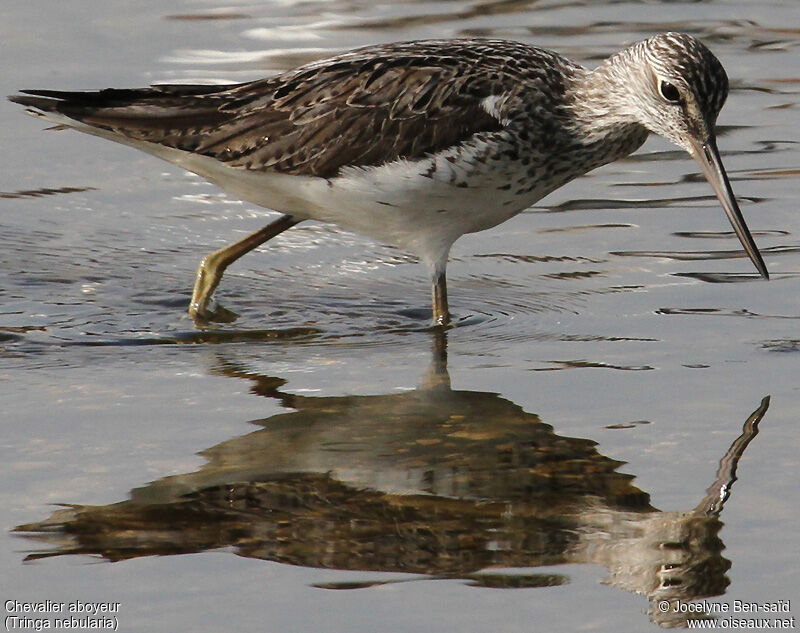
<box><xmin>1</xmin><ymin>1</ymin><xmax>799</xmax><ymax>631</ymax></box>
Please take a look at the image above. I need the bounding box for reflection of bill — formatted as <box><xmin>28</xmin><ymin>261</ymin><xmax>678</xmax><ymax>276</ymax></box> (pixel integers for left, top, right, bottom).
<box><xmin>14</xmin><ymin>341</ymin><xmax>769</xmax><ymax>628</ymax></box>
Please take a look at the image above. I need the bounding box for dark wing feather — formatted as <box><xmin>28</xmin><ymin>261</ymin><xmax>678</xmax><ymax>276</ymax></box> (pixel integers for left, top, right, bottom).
<box><xmin>10</xmin><ymin>85</ymin><xmax>233</xmax><ymax>144</ymax></box>
<box><xmin>9</xmin><ymin>41</ymin><xmax>519</xmax><ymax>179</ymax></box>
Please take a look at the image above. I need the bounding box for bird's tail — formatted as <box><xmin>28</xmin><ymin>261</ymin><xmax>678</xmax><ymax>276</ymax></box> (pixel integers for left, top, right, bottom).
<box><xmin>8</xmin><ymin>85</ymin><xmax>239</xmax><ymax>146</ymax></box>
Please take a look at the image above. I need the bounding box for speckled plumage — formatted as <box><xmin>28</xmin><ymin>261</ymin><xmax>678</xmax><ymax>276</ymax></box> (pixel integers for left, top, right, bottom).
<box><xmin>10</xmin><ymin>33</ymin><xmax>767</xmax><ymax>324</ymax></box>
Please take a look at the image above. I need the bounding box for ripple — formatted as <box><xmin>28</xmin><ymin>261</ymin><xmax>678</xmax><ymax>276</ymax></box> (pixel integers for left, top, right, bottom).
<box><xmin>0</xmin><ymin>186</ymin><xmax>96</xmax><ymax>200</ymax></box>
<box><xmin>540</xmin><ymin>194</ymin><xmax>734</xmax><ymax>213</ymax></box>
<box><xmin>542</xmin><ymin>270</ymin><xmax>605</xmax><ymax>281</ymax></box>
<box><xmin>612</xmin><ymin>244</ymin><xmax>799</xmax><ymax>262</ymax></box>
<box><xmin>740</xmin><ymin>167</ymin><xmax>800</xmax><ymax>180</ymax></box>
<box><xmin>674</xmin><ymin>272</ymin><xmax>770</xmax><ymax>283</ymax></box>
<box><xmin>474</xmin><ymin>253</ymin><xmax>605</xmax><ymax>264</ymax></box>
<box><xmin>761</xmin><ymin>339</ymin><xmax>800</xmax><ymax>353</ymax></box>
<box><xmin>677</xmin><ymin>271</ymin><xmax>800</xmax><ymax>283</ymax></box>
<box><xmin>605</xmin><ymin>419</ymin><xmax>652</xmax><ymax>430</ymax></box>
<box><xmin>537</xmin><ymin>223</ymin><xmax>636</xmax><ymax>233</ymax></box>
<box><xmin>656</xmin><ymin>307</ymin><xmax>800</xmax><ymax>320</ymax></box>
<box><xmin>673</xmin><ymin>230</ymin><xmax>789</xmax><ymax>239</ymax></box>
<box><xmin>0</xmin><ymin>238</ymin><xmax>658</xmax><ymax>357</ymax></box>
<box><xmin>165</xmin><ymin>11</ymin><xmax>250</xmax><ymax>21</ymax></box>
<box><xmin>162</xmin><ymin>47</ymin><xmax>333</xmax><ymax>69</ymax></box>
<box><xmin>530</xmin><ymin>360</ymin><xmax>655</xmax><ymax>372</ymax></box>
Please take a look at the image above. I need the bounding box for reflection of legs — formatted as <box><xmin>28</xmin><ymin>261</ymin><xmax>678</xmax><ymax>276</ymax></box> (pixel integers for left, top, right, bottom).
<box><xmin>189</xmin><ymin>214</ymin><xmax>300</xmax><ymax>322</ymax></box>
<box><xmin>431</xmin><ymin>271</ymin><xmax>450</xmax><ymax>326</ymax></box>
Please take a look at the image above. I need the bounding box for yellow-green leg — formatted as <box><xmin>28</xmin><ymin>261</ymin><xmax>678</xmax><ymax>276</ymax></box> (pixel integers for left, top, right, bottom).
<box><xmin>189</xmin><ymin>214</ymin><xmax>300</xmax><ymax>323</ymax></box>
<box><xmin>431</xmin><ymin>271</ymin><xmax>450</xmax><ymax>326</ymax></box>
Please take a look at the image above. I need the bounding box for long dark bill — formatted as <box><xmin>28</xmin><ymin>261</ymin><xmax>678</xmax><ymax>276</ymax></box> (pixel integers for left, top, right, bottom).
<box><xmin>689</xmin><ymin>137</ymin><xmax>769</xmax><ymax>279</ymax></box>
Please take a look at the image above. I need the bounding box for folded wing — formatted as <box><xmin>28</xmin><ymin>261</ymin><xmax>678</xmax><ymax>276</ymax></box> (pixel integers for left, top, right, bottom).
<box><xmin>10</xmin><ymin>43</ymin><xmax>510</xmax><ymax>179</ymax></box>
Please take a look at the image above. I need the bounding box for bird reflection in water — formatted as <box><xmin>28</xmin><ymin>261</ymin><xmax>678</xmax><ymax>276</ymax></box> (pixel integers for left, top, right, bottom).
<box><xmin>15</xmin><ymin>334</ymin><xmax>769</xmax><ymax>628</ymax></box>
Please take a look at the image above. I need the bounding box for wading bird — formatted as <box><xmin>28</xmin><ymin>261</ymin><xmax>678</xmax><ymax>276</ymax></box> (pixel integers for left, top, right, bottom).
<box><xmin>10</xmin><ymin>33</ymin><xmax>768</xmax><ymax>325</ymax></box>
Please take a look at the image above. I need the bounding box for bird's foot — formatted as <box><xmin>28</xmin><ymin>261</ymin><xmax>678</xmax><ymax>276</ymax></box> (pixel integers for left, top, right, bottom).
<box><xmin>432</xmin><ymin>311</ymin><xmax>451</xmax><ymax>328</ymax></box>
<box><xmin>189</xmin><ymin>299</ymin><xmax>239</xmax><ymax>325</ymax></box>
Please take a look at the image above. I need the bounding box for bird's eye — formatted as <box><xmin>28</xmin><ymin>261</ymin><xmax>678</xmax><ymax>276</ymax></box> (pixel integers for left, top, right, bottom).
<box><xmin>659</xmin><ymin>80</ymin><xmax>681</xmax><ymax>103</ymax></box>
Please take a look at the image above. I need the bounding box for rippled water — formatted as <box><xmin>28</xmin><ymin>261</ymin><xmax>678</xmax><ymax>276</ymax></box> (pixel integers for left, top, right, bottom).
<box><xmin>1</xmin><ymin>1</ymin><xmax>798</xmax><ymax>631</ymax></box>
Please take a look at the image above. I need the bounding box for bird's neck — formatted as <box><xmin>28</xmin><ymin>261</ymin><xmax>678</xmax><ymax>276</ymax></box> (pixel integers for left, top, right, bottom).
<box><xmin>565</xmin><ymin>46</ymin><xmax>650</xmax><ymax>148</ymax></box>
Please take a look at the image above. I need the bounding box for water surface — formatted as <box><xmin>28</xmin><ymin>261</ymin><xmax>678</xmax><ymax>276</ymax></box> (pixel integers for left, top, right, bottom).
<box><xmin>1</xmin><ymin>1</ymin><xmax>799</xmax><ymax>631</ymax></box>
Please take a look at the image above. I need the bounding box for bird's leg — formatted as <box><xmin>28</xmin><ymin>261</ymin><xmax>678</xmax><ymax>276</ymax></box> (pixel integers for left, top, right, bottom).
<box><xmin>189</xmin><ymin>214</ymin><xmax>300</xmax><ymax>323</ymax></box>
<box><xmin>431</xmin><ymin>270</ymin><xmax>450</xmax><ymax>326</ymax></box>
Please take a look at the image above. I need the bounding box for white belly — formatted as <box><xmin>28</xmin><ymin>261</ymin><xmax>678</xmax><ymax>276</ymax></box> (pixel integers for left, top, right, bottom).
<box><xmin>188</xmin><ymin>148</ymin><xmax>549</xmax><ymax>269</ymax></box>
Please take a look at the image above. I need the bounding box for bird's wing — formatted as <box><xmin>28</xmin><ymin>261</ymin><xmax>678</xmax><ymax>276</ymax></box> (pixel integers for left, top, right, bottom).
<box><xmin>10</xmin><ymin>42</ymin><xmax>519</xmax><ymax>179</ymax></box>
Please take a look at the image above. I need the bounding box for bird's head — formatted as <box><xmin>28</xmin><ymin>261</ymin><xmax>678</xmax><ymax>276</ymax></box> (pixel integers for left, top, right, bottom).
<box><xmin>604</xmin><ymin>33</ymin><xmax>768</xmax><ymax>278</ymax></box>
<box><xmin>633</xmin><ymin>33</ymin><xmax>728</xmax><ymax>152</ymax></box>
